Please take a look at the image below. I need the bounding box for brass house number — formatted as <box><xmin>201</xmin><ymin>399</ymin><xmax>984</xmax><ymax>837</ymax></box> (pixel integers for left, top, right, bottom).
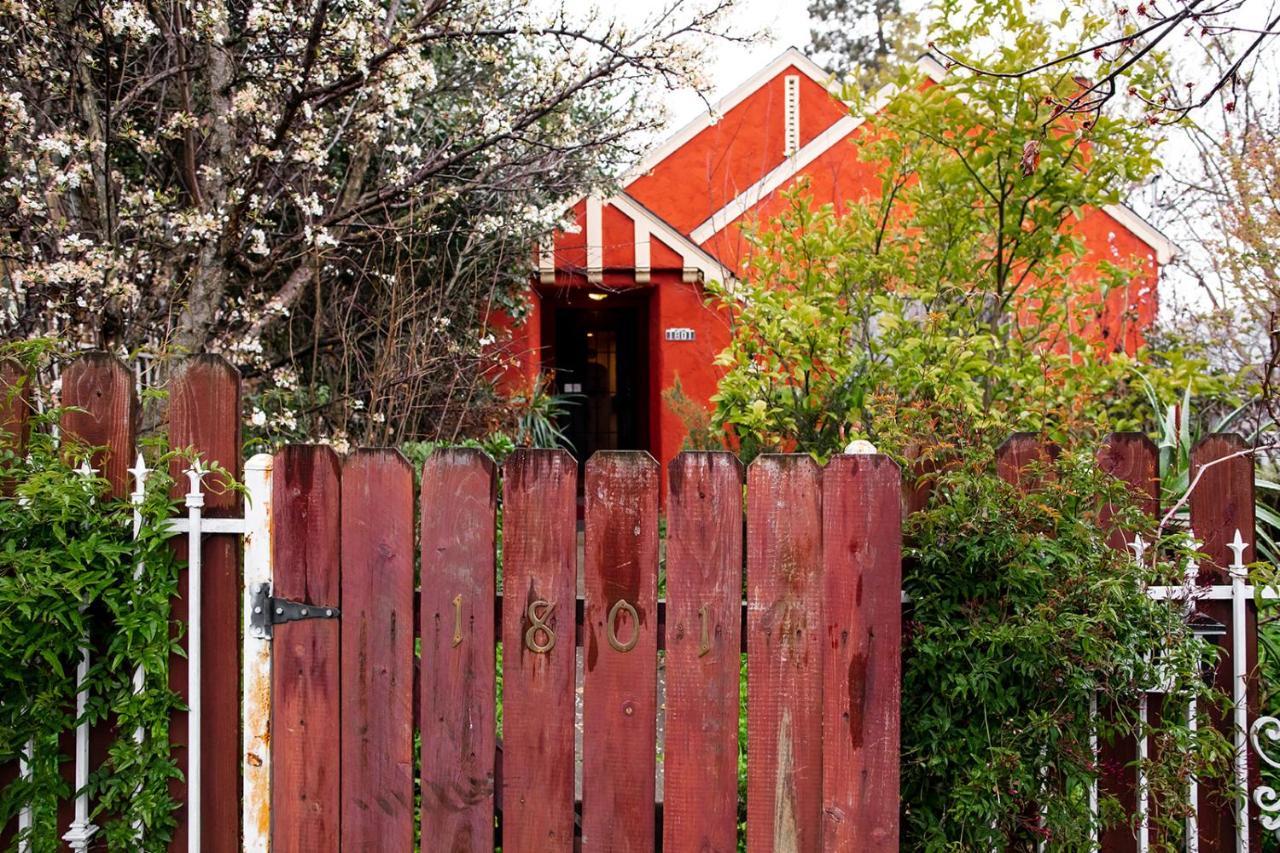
<box><xmin>525</xmin><ymin>599</ymin><xmax>557</xmax><ymax>653</ymax></box>
<box><xmin>607</xmin><ymin>599</ymin><xmax>640</xmax><ymax>653</ymax></box>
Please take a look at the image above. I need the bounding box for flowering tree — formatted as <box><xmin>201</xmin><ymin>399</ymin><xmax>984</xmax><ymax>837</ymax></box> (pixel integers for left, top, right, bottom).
<box><xmin>0</xmin><ymin>0</ymin><xmax>746</xmax><ymax>442</ymax></box>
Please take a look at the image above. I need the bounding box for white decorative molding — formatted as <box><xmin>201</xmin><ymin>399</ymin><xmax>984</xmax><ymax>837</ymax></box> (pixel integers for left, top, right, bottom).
<box><xmin>784</xmin><ymin>75</ymin><xmax>801</xmax><ymax>156</ymax></box>
<box><xmin>537</xmin><ymin>241</ymin><xmax>555</xmax><ymax>285</ymax></box>
<box><xmin>634</xmin><ymin>216</ymin><xmax>651</xmax><ymax>283</ymax></box>
<box><xmin>585</xmin><ymin>195</ymin><xmax>603</xmax><ymax>283</ymax></box>
<box><xmin>607</xmin><ymin>193</ymin><xmax>733</xmax><ymax>286</ymax></box>
<box><xmin>621</xmin><ymin>47</ymin><xmax>843</xmax><ymax>185</ymax></box>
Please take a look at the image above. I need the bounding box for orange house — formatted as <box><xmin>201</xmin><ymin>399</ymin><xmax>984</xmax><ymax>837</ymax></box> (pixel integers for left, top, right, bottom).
<box><xmin>501</xmin><ymin>49</ymin><xmax>1175</xmax><ymax>475</ymax></box>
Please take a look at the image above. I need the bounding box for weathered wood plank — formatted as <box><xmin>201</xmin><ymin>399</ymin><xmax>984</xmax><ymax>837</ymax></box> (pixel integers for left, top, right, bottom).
<box><xmin>1189</xmin><ymin>433</ymin><xmax>1258</xmax><ymax>852</ymax></box>
<box><xmin>746</xmin><ymin>455</ymin><xmax>824</xmax><ymax>853</ymax></box>
<box><xmin>0</xmin><ymin>358</ymin><xmax>31</xmax><ymax>849</ymax></box>
<box><xmin>582</xmin><ymin>452</ymin><xmax>660</xmax><ymax>852</ymax></box>
<box><xmin>420</xmin><ymin>449</ymin><xmax>498</xmax><ymax>850</ymax></box>
<box><xmin>995</xmin><ymin>431</ymin><xmax>1056</xmax><ymax>490</ymax></box>
<box><xmin>500</xmin><ymin>449</ymin><xmax>578</xmax><ymax>852</ymax></box>
<box><xmin>662</xmin><ymin>452</ymin><xmax>744</xmax><ymax>853</ymax></box>
<box><xmin>167</xmin><ymin>354</ymin><xmax>241</xmax><ymax>853</ymax></box>
<box><xmin>821</xmin><ymin>454</ymin><xmax>902</xmax><ymax>852</ymax></box>
<box><xmin>270</xmin><ymin>445</ymin><xmax>342</xmax><ymax>852</ymax></box>
<box><xmin>61</xmin><ymin>352</ymin><xmax>136</xmax><ymax>499</ymax></box>
<box><xmin>59</xmin><ymin>353</ymin><xmax>137</xmax><ymax>851</ymax></box>
<box><xmin>340</xmin><ymin>449</ymin><xmax>415</xmax><ymax>850</ymax></box>
<box><xmin>1097</xmin><ymin>433</ymin><xmax>1158</xmax><ymax>853</ymax></box>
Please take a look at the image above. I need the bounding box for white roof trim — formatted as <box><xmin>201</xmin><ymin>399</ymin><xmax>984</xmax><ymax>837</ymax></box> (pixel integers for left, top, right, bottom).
<box><xmin>609</xmin><ymin>193</ymin><xmax>736</xmax><ymax>284</ymax></box>
<box><xmin>1103</xmin><ymin>202</ymin><xmax>1176</xmax><ymax>264</ymax></box>
<box><xmin>621</xmin><ymin>47</ymin><xmax>840</xmax><ymax>186</ymax></box>
<box><xmin>689</xmin><ymin>73</ymin><xmax>901</xmax><ymax>245</ymax></box>
<box><xmin>690</xmin><ymin>53</ymin><xmax>1177</xmax><ymax>263</ymax></box>
<box><xmin>691</xmin><ymin>114</ymin><xmax>859</xmax><ymax>244</ymax></box>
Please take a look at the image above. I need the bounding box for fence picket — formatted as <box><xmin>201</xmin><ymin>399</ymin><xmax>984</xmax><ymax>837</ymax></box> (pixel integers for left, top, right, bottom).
<box><xmin>1190</xmin><ymin>433</ymin><xmax>1258</xmax><ymax>851</ymax></box>
<box><xmin>500</xmin><ymin>449</ymin><xmax>578</xmax><ymax>852</ymax></box>
<box><xmin>61</xmin><ymin>353</ymin><xmax>136</xmax><ymax>498</ymax></box>
<box><xmin>582</xmin><ymin>452</ymin><xmax>660</xmax><ymax>852</ymax></box>
<box><xmin>0</xmin><ymin>358</ymin><xmax>31</xmax><ymax>850</ymax></box>
<box><xmin>1097</xmin><ymin>433</ymin><xmax>1158</xmax><ymax>853</ymax></box>
<box><xmin>746</xmin><ymin>455</ymin><xmax>824</xmax><ymax>853</ymax></box>
<box><xmin>167</xmin><ymin>354</ymin><xmax>241</xmax><ymax>853</ymax></box>
<box><xmin>339</xmin><ymin>449</ymin><xmax>415</xmax><ymax>850</ymax></box>
<box><xmin>270</xmin><ymin>445</ymin><xmax>342</xmax><ymax>851</ymax></box>
<box><xmin>821</xmin><ymin>454</ymin><xmax>903</xmax><ymax>851</ymax></box>
<box><xmin>663</xmin><ymin>452</ymin><xmax>744</xmax><ymax>853</ymax></box>
<box><xmin>996</xmin><ymin>431</ymin><xmax>1057</xmax><ymax>489</ymax></box>
<box><xmin>59</xmin><ymin>353</ymin><xmax>137</xmax><ymax>851</ymax></box>
<box><xmin>420</xmin><ymin>449</ymin><xmax>498</xmax><ymax>848</ymax></box>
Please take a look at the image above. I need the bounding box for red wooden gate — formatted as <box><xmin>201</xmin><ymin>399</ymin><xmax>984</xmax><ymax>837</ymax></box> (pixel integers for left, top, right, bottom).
<box><xmin>263</xmin><ymin>446</ymin><xmax>904</xmax><ymax>851</ymax></box>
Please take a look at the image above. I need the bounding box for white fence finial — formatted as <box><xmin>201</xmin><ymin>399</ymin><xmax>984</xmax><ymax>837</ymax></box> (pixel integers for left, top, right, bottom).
<box><xmin>1128</xmin><ymin>533</ymin><xmax>1148</xmax><ymax>565</ymax></box>
<box><xmin>1228</xmin><ymin>529</ymin><xmax>1249</xmax><ymax>577</ymax></box>
<box><xmin>184</xmin><ymin>460</ymin><xmax>207</xmax><ymax>507</ymax></box>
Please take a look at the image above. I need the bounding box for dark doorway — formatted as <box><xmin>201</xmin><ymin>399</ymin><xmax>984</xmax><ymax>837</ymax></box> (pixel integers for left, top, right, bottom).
<box><xmin>542</xmin><ymin>290</ymin><xmax>649</xmax><ymax>464</ymax></box>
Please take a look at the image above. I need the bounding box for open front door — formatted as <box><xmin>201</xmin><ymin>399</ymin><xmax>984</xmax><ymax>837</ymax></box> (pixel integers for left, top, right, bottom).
<box><xmin>542</xmin><ymin>289</ymin><xmax>650</xmax><ymax>462</ymax></box>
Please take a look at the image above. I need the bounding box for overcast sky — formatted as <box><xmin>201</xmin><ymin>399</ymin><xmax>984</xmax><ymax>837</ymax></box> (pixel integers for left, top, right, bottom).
<box><xmin>664</xmin><ymin>0</ymin><xmax>816</xmax><ymax>126</ymax></box>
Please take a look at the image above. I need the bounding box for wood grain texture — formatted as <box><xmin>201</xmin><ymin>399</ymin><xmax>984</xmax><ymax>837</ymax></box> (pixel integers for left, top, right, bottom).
<box><xmin>0</xmin><ymin>357</ymin><xmax>31</xmax><ymax>474</ymax></box>
<box><xmin>500</xmin><ymin>449</ymin><xmax>578</xmax><ymax>852</ymax></box>
<box><xmin>1097</xmin><ymin>433</ymin><xmax>1157</xmax><ymax>853</ymax></box>
<box><xmin>996</xmin><ymin>432</ymin><xmax>1057</xmax><ymax>491</ymax></box>
<box><xmin>582</xmin><ymin>452</ymin><xmax>660</xmax><ymax>852</ymax></box>
<box><xmin>270</xmin><ymin>445</ymin><xmax>342</xmax><ymax>852</ymax></box>
<box><xmin>662</xmin><ymin>452</ymin><xmax>744</xmax><ymax>853</ymax></box>
<box><xmin>821</xmin><ymin>454</ymin><xmax>902</xmax><ymax>852</ymax></box>
<box><xmin>1189</xmin><ymin>434</ymin><xmax>1258</xmax><ymax>852</ymax></box>
<box><xmin>60</xmin><ymin>352</ymin><xmax>136</xmax><ymax>499</ymax></box>
<box><xmin>420</xmin><ymin>449</ymin><xmax>497</xmax><ymax>850</ymax></box>
<box><xmin>746</xmin><ymin>455</ymin><xmax>824</xmax><ymax>853</ymax></box>
<box><xmin>59</xmin><ymin>353</ymin><xmax>137</xmax><ymax>850</ymax></box>
<box><xmin>340</xmin><ymin>449</ymin><xmax>415</xmax><ymax>851</ymax></box>
<box><xmin>0</xmin><ymin>358</ymin><xmax>30</xmax><ymax>849</ymax></box>
<box><xmin>166</xmin><ymin>354</ymin><xmax>241</xmax><ymax>853</ymax></box>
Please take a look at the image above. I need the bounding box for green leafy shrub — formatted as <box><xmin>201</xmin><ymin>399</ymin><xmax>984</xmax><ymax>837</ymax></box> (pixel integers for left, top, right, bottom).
<box><xmin>0</xmin><ymin>393</ymin><xmax>190</xmax><ymax>850</ymax></box>
<box><xmin>902</xmin><ymin>448</ymin><xmax>1230</xmax><ymax>848</ymax></box>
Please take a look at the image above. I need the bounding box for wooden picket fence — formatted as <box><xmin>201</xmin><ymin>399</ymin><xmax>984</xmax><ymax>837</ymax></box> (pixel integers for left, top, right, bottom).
<box><xmin>0</xmin><ymin>351</ymin><xmax>1267</xmax><ymax>852</ymax></box>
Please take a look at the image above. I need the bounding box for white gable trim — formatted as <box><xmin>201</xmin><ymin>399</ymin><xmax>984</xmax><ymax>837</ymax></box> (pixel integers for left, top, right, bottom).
<box><xmin>609</xmin><ymin>193</ymin><xmax>736</xmax><ymax>285</ymax></box>
<box><xmin>1103</xmin><ymin>202</ymin><xmax>1176</xmax><ymax>264</ymax></box>
<box><xmin>691</xmin><ymin>113</ymin><xmax>859</xmax><ymax>244</ymax></box>
<box><xmin>585</xmin><ymin>194</ymin><xmax>604</xmax><ymax>283</ymax></box>
<box><xmin>690</xmin><ymin>54</ymin><xmax>1177</xmax><ymax>264</ymax></box>
<box><xmin>621</xmin><ymin>47</ymin><xmax>841</xmax><ymax>186</ymax></box>
<box><xmin>689</xmin><ymin>73</ymin><xmax>901</xmax><ymax>245</ymax></box>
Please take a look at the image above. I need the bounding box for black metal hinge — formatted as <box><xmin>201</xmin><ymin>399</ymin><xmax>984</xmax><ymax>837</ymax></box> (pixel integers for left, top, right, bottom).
<box><xmin>249</xmin><ymin>582</ymin><xmax>340</xmax><ymax>640</ymax></box>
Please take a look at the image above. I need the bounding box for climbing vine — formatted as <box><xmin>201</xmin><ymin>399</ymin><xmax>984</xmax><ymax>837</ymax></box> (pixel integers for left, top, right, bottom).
<box><xmin>0</xmin><ymin>396</ymin><xmax>190</xmax><ymax>851</ymax></box>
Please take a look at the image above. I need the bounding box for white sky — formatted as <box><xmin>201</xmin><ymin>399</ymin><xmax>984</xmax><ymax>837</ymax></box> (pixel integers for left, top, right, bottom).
<box><xmin>573</xmin><ymin>0</ymin><xmax>817</xmax><ymax>128</ymax></box>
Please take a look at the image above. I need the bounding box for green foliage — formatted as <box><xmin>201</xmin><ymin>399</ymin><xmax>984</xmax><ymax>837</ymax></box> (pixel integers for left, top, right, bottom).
<box><xmin>903</xmin><ymin>449</ymin><xmax>1231</xmax><ymax>848</ymax></box>
<box><xmin>662</xmin><ymin>374</ymin><xmax>724</xmax><ymax>452</ymax></box>
<box><xmin>506</xmin><ymin>373</ymin><xmax>578</xmax><ymax>451</ymax></box>
<box><xmin>710</xmin><ymin>0</ymin><xmax>1228</xmax><ymax>463</ymax></box>
<box><xmin>0</xmin><ymin>401</ymin><xmax>189</xmax><ymax>849</ymax></box>
<box><xmin>706</xmin><ymin>0</ymin><xmax>1247</xmax><ymax>843</ymax></box>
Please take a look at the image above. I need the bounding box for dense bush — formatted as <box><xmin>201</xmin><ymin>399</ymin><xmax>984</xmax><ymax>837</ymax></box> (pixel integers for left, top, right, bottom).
<box><xmin>0</xmin><ymin>391</ymin><xmax>194</xmax><ymax>851</ymax></box>
<box><xmin>902</xmin><ymin>448</ymin><xmax>1230</xmax><ymax>847</ymax></box>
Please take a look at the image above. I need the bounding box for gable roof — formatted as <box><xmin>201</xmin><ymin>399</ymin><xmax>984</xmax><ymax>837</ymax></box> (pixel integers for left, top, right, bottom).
<box><xmin>623</xmin><ymin>49</ymin><xmax>1177</xmax><ymax>265</ymax></box>
<box><xmin>620</xmin><ymin>47</ymin><xmax>843</xmax><ymax>187</ymax></box>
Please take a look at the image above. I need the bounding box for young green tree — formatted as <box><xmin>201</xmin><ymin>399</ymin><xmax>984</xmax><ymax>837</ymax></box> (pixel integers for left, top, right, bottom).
<box><xmin>711</xmin><ymin>0</ymin><xmax>1232</xmax><ymax>464</ymax></box>
<box><xmin>711</xmin><ymin>2</ymin><xmax>1243</xmax><ymax>844</ymax></box>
